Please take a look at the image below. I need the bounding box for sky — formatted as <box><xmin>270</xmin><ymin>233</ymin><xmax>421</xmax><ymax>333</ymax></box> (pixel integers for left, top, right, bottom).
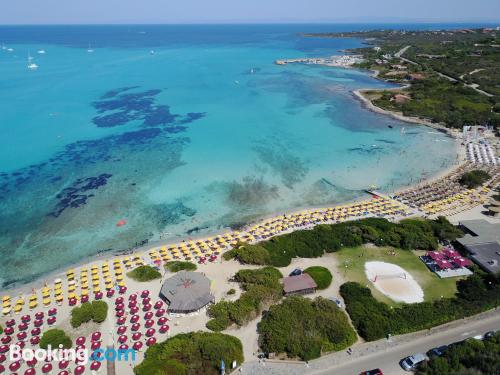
<box><xmin>1</xmin><ymin>0</ymin><xmax>500</xmax><ymax>24</ymax></box>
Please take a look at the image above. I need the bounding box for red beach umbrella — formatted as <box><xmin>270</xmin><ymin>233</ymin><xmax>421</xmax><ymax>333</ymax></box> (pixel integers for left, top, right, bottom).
<box><xmin>119</xmin><ymin>344</ymin><xmax>129</xmax><ymax>351</ymax></box>
<box><xmin>142</xmin><ymin>297</ymin><xmax>151</xmax><ymax>305</ymax></box>
<box><xmin>132</xmin><ymin>341</ymin><xmax>143</xmax><ymax>351</ymax></box>
<box><xmin>91</xmin><ymin>341</ymin><xmax>101</xmax><ymax>351</ymax></box>
<box><xmin>142</xmin><ymin>304</ymin><xmax>152</xmax><ymax>312</ymax></box>
<box><xmin>90</xmin><ymin>361</ymin><xmax>101</xmax><ymax>371</ymax></box>
<box><xmin>0</xmin><ymin>364</ymin><xmax>4</xmax><ymax>374</ymax></box>
<box><xmin>94</xmin><ymin>291</ymin><xmax>103</xmax><ymax>300</ymax></box>
<box><xmin>131</xmin><ymin>323</ymin><xmax>140</xmax><ymax>332</ymax></box>
<box><xmin>118</xmin><ymin>335</ymin><xmax>127</xmax><ymax>343</ymax></box>
<box><xmin>145</xmin><ymin>328</ymin><xmax>155</xmax><ymax>337</ymax></box>
<box><xmin>91</xmin><ymin>331</ymin><xmax>101</xmax><ymax>342</ymax></box>
<box><xmin>155</xmin><ymin>309</ymin><xmax>165</xmax><ymax>317</ymax></box>
<box><xmin>115</xmin><ymin>303</ymin><xmax>125</xmax><ymax>311</ymax></box>
<box><xmin>3</xmin><ymin>327</ymin><xmax>13</xmax><ymax>336</ymax></box>
<box><xmin>35</xmin><ymin>312</ymin><xmax>44</xmax><ymax>320</ymax></box>
<box><xmin>157</xmin><ymin>317</ymin><xmax>168</xmax><ymax>325</ymax></box>
<box><xmin>16</xmin><ymin>340</ymin><xmax>26</xmax><ymax>348</ymax></box>
<box><xmin>24</xmin><ymin>368</ymin><xmax>36</xmax><ymax>375</ymax></box>
<box><xmin>159</xmin><ymin>324</ymin><xmax>169</xmax><ymax>334</ymax></box>
<box><xmin>106</xmin><ymin>289</ymin><xmax>115</xmax><ymax>298</ymax></box>
<box><xmin>145</xmin><ymin>319</ymin><xmax>154</xmax><ymax>328</ymax></box>
<box><xmin>21</xmin><ymin>315</ymin><xmax>31</xmax><ymax>323</ymax></box>
<box><xmin>117</xmin><ymin>326</ymin><xmax>127</xmax><ymax>335</ymax></box>
<box><xmin>5</xmin><ymin>320</ymin><xmax>15</xmax><ymax>327</ymax></box>
<box><xmin>9</xmin><ymin>361</ymin><xmax>21</xmax><ymax>372</ymax></box>
<box><xmin>58</xmin><ymin>361</ymin><xmax>69</xmax><ymax>370</ymax></box>
<box><xmin>128</xmin><ymin>294</ymin><xmax>137</xmax><ymax>301</ymax></box>
<box><xmin>146</xmin><ymin>337</ymin><xmax>156</xmax><ymax>346</ymax></box>
<box><xmin>130</xmin><ymin>306</ymin><xmax>139</xmax><ymax>314</ymax></box>
<box><xmin>74</xmin><ymin>365</ymin><xmax>85</xmax><ymax>375</ymax></box>
<box><xmin>115</xmin><ymin>297</ymin><xmax>124</xmax><ymax>304</ymax></box>
<box><xmin>144</xmin><ymin>312</ymin><xmax>153</xmax><ymax>320</ymax></box>
<box><xmin>41</xmin><ymin>363</ymin><xmax>52</xmax><ymax>373</ymax></box>
<box><xmin>31</xmin><ymin>327</ymin><xmax>41</xmax><ymax>336</ymax></box>
<box><xmin>132</xmin><ymin>332</ymin><xmax>141</xmax><ymax>341</ymax></box>
<box><xmin>30</xmin><ymin>336</ymin><xmax>40</xmax><ymax>345</ymax></box>
<box><xmin>80</xmin><ymin>295</ymin><xmax>89</xmax><ymax>303</ymax></box>
<box><xmin>27</xmin><ymin>358</ymin><xmax>37</xmax><ymax>367</ymax></box>
<box><xmin>130</xmin><ymin>314</ymin><xmax>139</xmax><ymax>323</ymax></box>
<box><xmin>0</xmin><ymin>354</ymin><xmax>5</xmax><ymax>363</ymax></box>
<box><xmin>115</xmin><ymin>310</ymin><xmax>125</xmax><ymax>318</ymax></box>
<box><xmin>119</xmin><ymin>286</ymin><xmax>127</xmax><ymax>294</ymax></box>
<box><xmin>153</xmin><ymin>301</ymin><xmax>163</xmax><ymax>309</ymax></box>
<box><xmin>58</xmin><ymin>372</ymin><xmax>69</xmax><ymax>375</ymax></box>
<box><xmin>117</xmin><ymin>317</ymin><xmax>126</xmax><ymax>325</ymax></box>
<box><xmin>34</xmin><ymin>320</ymin><xmax>43</xmax><ymax>327</ymax></box>
<box><xmin>141</xmin><ymin>290</ymin><xmax>149</xmax><ymax>298</ymax></box>
<box><xmin>16</xmin><ymin>332</ymin><xmax>27</xmax><ymax>341</ymax></box>
<box><xmin>18</xmin><ymin>323</ymin><xmax>28</xmax><ymax>331</ymax></box>
<box><xmin>0</xmin><ymin>346</ymin><xmax>6</xmax><ymax>354</ymax></box>
<box><xmin>68</xmin><ymin>298</ymin><xmax>77</xmax><ymax>306</ymax></box>
<box><xmin>48</xmin><ymin>308</ymin><xmax>57</xmax><ymax>316</ymax></box>
<box><xmin>47</xmin><ymin>316</ymin><xmax>56</xmax><ymax>325</ymax></box>
<box><xmin>0</xmin><ymin>337</ymin><xmax>10</xmax><ymax>345</ymax></box>
<box><xmin>128</xmin><ymin>300</ymin><xmax>137</xmax><ymax>308</ymax></box>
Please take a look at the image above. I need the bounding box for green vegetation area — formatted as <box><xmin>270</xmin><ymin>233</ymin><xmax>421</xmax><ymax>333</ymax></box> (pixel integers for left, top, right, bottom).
<box><xmin>40</xmin><ymin>329</ymin><xmax>72</xmax><ymax>349</ymax></box>
<box><xmin>304</xmin><ymin>266</ymin><xmax>333</xmax><ymax>289</ymax></box>
<box><xmin>127</xmin><ymin>265</ymin><xmax>161</xmax><ymax>282</ymax></box>
<box><xmin>258</xmin><ymin>296</ymin><xmax>356</xmax><ymax>361</ymax></box>
<box><xmin>305</xmin><ymin>28</ymin><xmax>500</xmax><ymax>129</ymax></box>
<box><xmin>70</xmin><ymin>300</ymin><xmax>108</xmax><ymax>328</ymax></box>
<box><xmin>334</xmin><ymin>246</ymin><xmax>458</xmax><ymax>305</ymax></box>
<box><xmin>0</xmin><ymin>324</ymin><xmax>2</xmax><ymax>334</ymax></box>
<box><xmin>417</xmin><ymin>332</ymin><xmax>500</xmax><ymax>375</ymax></box>
<box><xmin>224</xmin><ymin>217</ymin><xmax>462</xmax><ymax>267</ymax></box>
<box><xmin>340</xmin><ymin>271</ymin><xmax>500</xmax><ymax>341</ymax></box>
<box><xmin>459</xmin><ymin>169</ymin><xmax>491</xmax><ymax>188</ymax></box>
<box><xmin>165</xmin><ymin>261</ymin><xmax>197</xmax><ymax>272</ymax></box>
<box><xmin>206</xmin><ymin>267</ymin><xmax>282</xmax><ymax>331</ymax></box>
<box><xmin>134</xmin><ymin>331</ymin><xmax>244</xmax><ymax>375</ymax></box>
<box><xmin>227</xmin><ymin>288</ymin><xmax>236</xmax><ymax>295</ymax></box>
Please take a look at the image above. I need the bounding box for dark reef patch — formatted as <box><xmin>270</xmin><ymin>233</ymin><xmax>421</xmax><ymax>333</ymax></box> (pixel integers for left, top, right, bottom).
<box><xmin>148</xmin><ymin>201</ymin><xmax>197</xmax><ymax>229</ymax></box>
<box><xmin>348</xmin><ymin>145</ymin><xmax>384</xmax><ymax>155</ymax></box>
<box><xmin>375</xmin><ymin>139</ymin><xmax>396</xmax><ymax>144</ymax></box>
<box><xmin>225</xmin><ymin>176</ymin><xmax>279</xmax><ymax>208</ymax></box>
<box><xmin>49</xmin><ymin>173</ymin><xmax>113</xmax><ymax>218</ymax></box>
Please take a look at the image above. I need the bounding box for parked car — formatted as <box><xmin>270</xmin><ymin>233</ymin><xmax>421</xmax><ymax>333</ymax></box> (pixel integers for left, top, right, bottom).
<box><xmin>400</xmin><ymin>353</ymin><xmax>428</xmax><ymax>371</ymax></box>
<box><xmin>359</xmin><ymin>369</ymin><xmax>383</xmax><ymax>375</ymax></box>
<box><xmin>485</xmin><ymin>330</ymin><xmax>498</xmax><ymax>339</ymax></box>
<box><xmin>289</xmin><ymin>268</ymin><xmax>302</xmax><ymax>276</ymax></box>
<box><xmin>427</xmin><ymin>345</ymin><xmax>448</xmax><ymax>358</ymax></box>
<box><xmin>328</xmin><ymin>297</ymin><xmax>344</xmax><ymax>308</ymax></box>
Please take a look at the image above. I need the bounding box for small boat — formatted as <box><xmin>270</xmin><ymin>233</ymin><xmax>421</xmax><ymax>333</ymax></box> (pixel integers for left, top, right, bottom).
<box><xmin>27</xmin><ymin>53</ymin><xmax>38</xmax><ymax>70</ymax></box>
<box><xmin>6</xmin><ymin>48</ymin><xmax>13</xmax><ymax>52</ymax></box>
<box><xmin>150</xmin><ymin>50</ymin><xmax>155</xmax><ymax>55</ymax></box>
<box><xmin>87</xmin><ymin>43</ymin><xmax>94</xmax><ymax>53</ymax></box>
<box><xmin>250</xmin><ymin>68</ymin><xmax>254</xmax><ymax>74</ymax></box>
<box><xmin>234</xmin><ymin>80</ymin><xmax>239</xmax><ymax>85</ymax></box>
<box><xmin>37</xmin><ymin>50</ymin><xmax>46</xmax><ymax>54</ymax></box>
<box><xmin>388</xmin><ymin>125</ymin><xmax>393</xmax><ymax>128</ymax></box>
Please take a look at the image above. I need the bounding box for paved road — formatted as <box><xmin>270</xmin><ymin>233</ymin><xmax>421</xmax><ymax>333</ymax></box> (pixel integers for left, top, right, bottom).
<box><xmin>240</xmin><ymin>310</ymin><xmax>500</xmax><ymax>375</ymax></box>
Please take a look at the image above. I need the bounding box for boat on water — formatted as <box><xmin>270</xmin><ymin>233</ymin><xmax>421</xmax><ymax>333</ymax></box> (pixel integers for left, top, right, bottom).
<box><xmin>7</xmin><ymin>48</ymin><xmax>14</xmax><ymax>52</ymax></box>
<box><xmin>150</xmin><ymin>50</ymin><xmax>155</xmax><ymax>55</ymax></box>
<box><xmin>37</xmin><ymin>50</ymin><xmax>46</xmax><ymax>54</ymax></box>
<box><xmin>87</xmin><ymin>43</ymin><xmax>94</xmax><ymax>53</ymax></box>
<box><xmin>27</xmin><ymin>53</ymin><xmax>38</xmax><ymax>70</ymax></box>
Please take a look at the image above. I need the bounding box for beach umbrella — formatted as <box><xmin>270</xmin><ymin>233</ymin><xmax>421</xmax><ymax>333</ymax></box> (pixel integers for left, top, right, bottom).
<box><xmin>155</xmin><ymin>309</ymin><xmax>165</xmax><ymax>317</ymax></box>
<box><xmin>91</xmin><ymin>341</ymin><xmax>101</xmax><ymax>351</ymax></box>
<box><xmin>115</xmin><ymin>297</ymin><xmax>124</xmax><ymax>305</ymax></box>
<box><xmin>16</xmin><ymin>340</ymin><xmax>25</xmax><ymax>348</ymax></box>
<box><xmin>146</xmin><ymin>337</ymin><xmax>156</xmax><ymax>346</ymax></box>
<box><xmin>132</xmin><ymin>341</ymin><xmax>143</xmax><ymax>351</ymax></box>
<box><xmin>143</xmin><ymin>304</ymin><xmax>152</xmax><ymax>312</ymax></box>
<box><xmin>0</xmin><ymin>364</ymin><xmax>4</xmax><ymax>373</ymax></box>
<box><xmin>47</xmin><ymin>316</ymin><xmax>56</xmax><ymax>325</ymax></box>
<box><xmin>145</xmin><ymin>320</ymin><xmax>154</xmax><ymax>328</ymax></box>
<box><xmin>34</xmin><ymin>319</ymin><xmax>43</xmax><ymax>327</ymax></box>
<box><xmin>91</xmin><ymin>331</ymin><xmax>101</xmax><ymax>342</ymax></box>
<box><xmin>115</xmin><ymin>310</ymin><xmax>125</xmax><ymax>318</ymax></box>
<box><xmin>119</xmin><ymin>286</ymin><xmax>127</xmax><ymax>294</ymax></box>
<box><xmin>106</xmin><ymin>289</ymin><xmax>115</xmax><ymax>298</ymax></box>
<box><xmin>27</xmin><ymin>358</ymin><xmax>37</xmax><ymax>368</ymax></box>
<box><xmin>74</xmin><ymin>365</ymin><xmax>85</xmax><ymax>375</ymax></box>
<box><xmin>118</xmin><ymin>335</ymin><xmax>127</xmax><ymax>344</ymax></box>
<box><xmin>5</xmin><ymin>319</ymin><xmax>15</xmax><ymax>327</ymax></box>
<box><xmin>157</xmin><ymin>317</ymin><xmax>168</xmax><ymax>325</ymax></box>
<box><xmin>16</xmin><ymin>331</ymin><xmax>27</xmax><ymax>341</ymax></box>
<box><xmin>454</xmin><ymin>258</ymin><xmax>472</xmax><ymax>267</ymax></box>
<box><xmin>141</xmin><ymin>290</ymin><xmax>149</xmax><ymax>298</ymax></box>
<box><xmin>130</xmin><ymin>314</ymin><xmax>139</xmax><ymax>323</ymax></box>
<box><xmin>90</xmin><ymin>361</ymin><xmax>101</xmax><ymax>371</ymax></box>
<box><xmin>117</xmin><ymin>326</ymin><xmax>127</xmax><ymax>335</ymax></box>
<box><xmin>128</xmin><ymin>300</ymin><xmax>137</xmax><ymax>308</ymax></box>
<box><xmin>18</xmin><ymin>322</ymin><xmax>28</xmax><ymax>331</ymax></box>
<box><xmin>3</xmin><ymin>327</ymin><xmax>13</xmax><ymax>335</ymax></box>
<box><xmin>21</xmin><ymin>315</ymin><xmax>31</xmax><ymax>323</ymax></box>
<box><xmin>0</xmin><ymin>354</ymin><xmax>5</xmax><ymax>363</ymax></box>
<box><xmin>25</xmin><ymin>366</ymin><xmax>36</xmax><ymax>375</ymax></box>
<box><xmin>131</xmin><ymin>323</ymin><xmax>141</xmax><ymax>332</ymax></box>
<box><xmin>9</xmin><ymin>361</ymin><xmax>21</xmax><ymax>372</ymax></box>
<box><xmin>58</xmin><ymin>361</ymin><xmax>69</xmax><ymax>370</ymax></box>
<box><xmin>159</xmin><ymin>324</ymin><xmax>169</xmax><ymax>334</ymax></box>
<box><xmin>94</xmin><ymin>291</ymin><xmax>103</xmax><ymax>300</ymax></box>
<box><xmin>75</xmin><ymin>336</ymin><xmax>85</xmax><ymax>346</ymax></box>
<box><xmin>41</xmin><ymin>363</ymin><xmax>52</xmax><ymax>374</ymax></box>
<box><xmin>130</xmin><ymin>306</ymin><xmax>139</xmax><ymax>314</ymax></box>
<box><xmin>76</xmin><ymin>344</ymin><xmax>85</xmax><ymax>351</ymax></box>
<box><xmin>35</xmin><ymin>312</ymin><xmax>44</xmax><ymax>320</ymax></box>
<box><xmin>145</xmin><ymin>328</ymin><xmax>155</xmax><ymax>337</ymax></box>
<box><xmin>0</xmin><ymin>337</ymin><xmax>10</xmax><ymax>345</ymax></box>
<box><xmin>132</xmin><ymin>332</ymin><xmax>141</xmax><ymax>341</ymax></box>
<box><xmin>68</xmin><ymin>298</ymin><xmax>77</xmax><ymax>306</ymax></box>
<box><xmin>31</xmin><ymin>327</ymin><xmax>41</xmax><ymax>336</ymax></box>
<box><xmin>142</xmin><ymin>297</ymin><xmax>151</xmax><ymax>305</ymax></box>
<box><xmin>80</xmin><ymin>295</ymin><xmax>89</xmax><ymax>303</ymax></box>
<box><xmin>48</xmin><ymin>308</ymin><xmax>57</xmax><ymax>316</ymax></box>
<box><xmin>144</xmin><ymin>312</ymin><xmax>153</xmax><ymax>320</ymax></box>
<box><xmin>128</xmin><ymin>294</ymin><xmax>137</xmax><ymax>301</ymax></box>
<box><xmin>30</xmin><ymin>336</ymin><xmax>40</xmax><ymax>345</ymax></box>
<box><xmin>115</xmin><ymin>303</ymin><xmax>125</xmax><ymax>311</ymax></box>
<box><xmin>116</xmin><ymin>316</ymin><xmax>126</xmax><ymax>326</ymax></box>
<box><xmin>0</xmin><ymin>345</ymin><xmax>8</xmax><ymax>354</ymax></box>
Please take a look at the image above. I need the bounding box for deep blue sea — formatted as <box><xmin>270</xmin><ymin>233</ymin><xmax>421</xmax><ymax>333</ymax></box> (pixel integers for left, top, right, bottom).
<box><xmin>0</xmin><ymin>23</ymin><xmax>475</xmax><ymax>288</ymax></box>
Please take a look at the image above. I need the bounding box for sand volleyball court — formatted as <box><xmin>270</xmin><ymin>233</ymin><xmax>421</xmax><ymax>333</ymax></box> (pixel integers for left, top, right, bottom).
<box><xmin>365</xmin><ymin>261</ymin><xmax>424</xmax><ymax>303</ymax></box>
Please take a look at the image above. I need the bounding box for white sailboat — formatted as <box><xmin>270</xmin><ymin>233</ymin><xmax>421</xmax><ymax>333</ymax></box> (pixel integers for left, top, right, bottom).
<box><xmin>37</xmin><ymin>49</ymin><xmax>46</xmax><ymax>54</ymax></box>
<box><xmin>27</xmin><ymin>52</ymin><xmax>38</xmax><ymax>70</ymax></box>
<box><xmin>87</xmin><ymin>43</ymin><xmax>94</xmax><ymax>53</ymax></box>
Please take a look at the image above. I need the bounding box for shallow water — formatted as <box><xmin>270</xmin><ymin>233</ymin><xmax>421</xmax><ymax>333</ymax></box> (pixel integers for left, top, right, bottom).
<box><xmin>0</xmin><ymin>24</ymin><xmax>460</xmax><ymax>288</ymax></box>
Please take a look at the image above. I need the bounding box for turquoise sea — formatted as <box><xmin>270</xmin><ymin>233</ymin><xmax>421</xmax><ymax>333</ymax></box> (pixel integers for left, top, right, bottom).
<box><xmin>0</xmin><ymin>24</ymin><xmax>467</xmax><ymax>288</ymax></box>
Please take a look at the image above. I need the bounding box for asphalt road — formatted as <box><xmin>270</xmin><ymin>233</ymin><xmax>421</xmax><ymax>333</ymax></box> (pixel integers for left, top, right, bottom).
<box><xmin>311</xmin><ymin>311</ymin><xmax>500</xmax><ymax>375</ymax></box>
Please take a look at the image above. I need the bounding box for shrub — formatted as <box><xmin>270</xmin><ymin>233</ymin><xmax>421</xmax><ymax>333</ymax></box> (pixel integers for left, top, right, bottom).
<box><xmin>40</xmin><ymin>329</ymin><xmax>72</xmax><ymax>349</ymax></box>
<box><xmin>459</xmin><ymin>170</ymin><xmax>491</xmax><ymax>188</ymax></box>
<box><xmin>341</xmin><ymin>272</ymin><xmax>500</xmax><ymax>341</ymax></box>
<box><xmin>127</xmin><ymin>265</ymin><xmax>161</xmax><ymax>282</ymax></box>
<box><xmin>206</xmin><ymin>267</ymin><xmax>282</xmax><ymax>331</ymax></box>
<box><xmin>227</xmin><ymin>288</ymin><xmax>236</xmax><ymax>295</ymax></box>
<box><xmin>258</xmin><ymin>296</ymin><xmax>356</xmax><ymax>361</ymax></box>
<box><xmin>304</xmin><ymin>266</ymin><xmax>333</xmax><ymax>289</ymax></box>
<box><xmin>71</xmin><ymin>301</ymin><xmax>108</xmax><ymax>328</ymax></box>
<box><xmin>134</xmin><ymin>331</ymin><xmax>244</xmax><ymax>375</ymax></box>
<box><xmin>165</xmin><ymin>261</ymin><xmax>197</xmax><ymax>272</ymax></box>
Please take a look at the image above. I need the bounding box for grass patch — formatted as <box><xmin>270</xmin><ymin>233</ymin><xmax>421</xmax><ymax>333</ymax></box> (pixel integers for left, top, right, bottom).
<box><xmin>127</xmin><ymin>265</ymin><xmax>161</xmax><ymax>282</ymax></box>
<box><xmin>165</xmin><ymin>261</ymin><xmax>197</xmax><ymax>273</ymax></box>
<box><xmin>304</xmin><ymin>266</ymin><xmax>333</xmax><ymax>289</ymax></box>
<box><xmin>334</xmin><ymin>246</ymin><xmax>458</xmax><ymax>306</ymax></box>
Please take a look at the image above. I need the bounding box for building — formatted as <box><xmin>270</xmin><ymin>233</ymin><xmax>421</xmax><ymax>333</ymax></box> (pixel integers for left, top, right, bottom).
<box><xmin>283</xmin><ymin>274</ymin><xmax>317</xmax><ymax>296</ymax></box>
<box><xmin>159</xmin><ymin>271</ymin><xmax>214</xmax><ymax>313</ymax></box>
<box><xmin>457</xmin><ymin>220</ymin><xmax>500</xmax><ymax>274</ymax></box>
